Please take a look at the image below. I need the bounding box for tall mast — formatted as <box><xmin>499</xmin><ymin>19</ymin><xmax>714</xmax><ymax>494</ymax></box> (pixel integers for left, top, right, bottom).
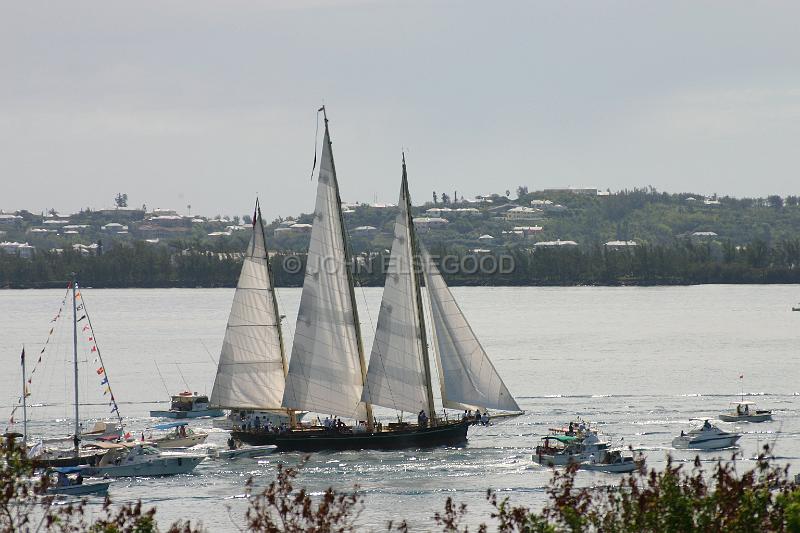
<box><xmin>257</xmin><ymin>198</ymin><xmax>296</xmax><ymax>427</ymax></box>
<box><xmin>21</xmin><ymin>347</ymin><xmax>27</xmax><ymax>448</ymax></box>
<box><xmin>321</xmin><ymin>106</ymin><xmax>374</xmax><ymax>431</ymax></box>
<box><xmin>71</xmin><ymin>273</ymin><xmax>80</xmax><ymax>452</ymax></box>
<box><xmin>402</xmin><ymin>155</ymin><xmax>437</xmax><ymax>425</ymax></box>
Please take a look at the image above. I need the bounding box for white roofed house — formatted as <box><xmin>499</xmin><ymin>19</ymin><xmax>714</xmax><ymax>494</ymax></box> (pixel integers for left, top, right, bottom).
<box><xmin>504</xmin><ymin>206</ymin><xmax>544</xmax><ymax>221</ymax></box>
<box><xmin>352</xmin><ymin>225</ymin><xmax>378</xmax><ymax>235</ymax></box>
<box><xmin>0</xmin><ymin>241</ymin><xmax>35</xmax><ymax>258</ymax></box>
<box><xmin>0</xmin><ymin>214</ymin><xmax>23</xmax><ymax>227</ymax></box>
<box><xmin>414</xmin><ymin>217</ymin><xmax>449</xmax><ymax>232</ymax></box>
<box><xmin>605</xmin><ymin>240</ymin><xmax>638</xmax><ymax>249</ymax></box>
<box><xmin>532</xmin><ymin>239</ymin><xmax>578</xmax><ymax>249</ymax></box>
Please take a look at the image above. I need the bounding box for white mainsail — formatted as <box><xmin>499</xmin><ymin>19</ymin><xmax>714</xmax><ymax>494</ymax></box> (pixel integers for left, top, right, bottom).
<box><xmin>281</xmin><ymin>124</ymin><xmax>368</xmax><ymax>421</ymax></box>
<box><xmin>361</xmin><ymin>174</ymin><xmax>430</xmax><ymax>414</ymax></box>
<box><xmin>421</xmin><ymin>249</ymin><xmax>521</xmax><ymax>412</ymax></box>
<box><xmin>210</xmin><ymin>207</ymin><xmax>287</xmax><ymax>410</ymax></box>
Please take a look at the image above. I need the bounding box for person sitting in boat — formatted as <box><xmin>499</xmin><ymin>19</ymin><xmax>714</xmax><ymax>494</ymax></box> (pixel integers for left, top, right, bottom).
<box><xmin>736</xmin><ymin>404</ymin><xmax>743</xmax><ymax>415</ymax></box>
<box><xmin>474</xmin><ymin>411</ymin><xmax>481</xmax><ymax>425</ymax></box>
<box><xmin>467</xmin><ymin>409</ymin><xmax>473</xmax><ymax>422</ymax></box>
<box><xmin>744</xmin><ymin>404</ymin><xmax>750</xmax><ymax>414</ymax></box>
<box><xmin>227</xmin><ymin>435</ymin><xmax>237</xmax><ymax>450</ymax></box>
<box><xmin>254</xmin><ymin>416</ymin><xmax>261</xmax><ymax>431</ymax></box>
<box><xmin>75</xmin><ymin>473</ymin><xmax>83</xmax><ymax>485</ymax></box>
<box><xmin>568</xmin><ymin>422</ymin><xmax>575</xmax><ymax>435</ymax></box>
<box><xmin>702</xmin><ymin>419</ymin><xmax>712</xmax><ymax>429</ymax></box>
<box><xmin>680</xmin><ymin>430</ymin><xmax>686</xmax><ymax>437</ymax></box>
<box><xmin>56</xmin><ymin>472</ymin><xmax>70</xmax><ymax>487</ymax></box>
<box><xmin>481</xmin><ymin>411</ymin><xmax>490</xmax><ymax>426</ymax></box>
<box><xmin>462</xmin><ymin>410</ymin><xmax>469</xmax><ymax>421</ymax></box>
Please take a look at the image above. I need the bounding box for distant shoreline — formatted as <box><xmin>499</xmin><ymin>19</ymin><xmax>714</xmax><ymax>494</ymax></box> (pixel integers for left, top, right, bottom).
<box><xmin>3</xmin><ymin>279</ymin><xmax>799</xmax><ymax>290</ymax></box>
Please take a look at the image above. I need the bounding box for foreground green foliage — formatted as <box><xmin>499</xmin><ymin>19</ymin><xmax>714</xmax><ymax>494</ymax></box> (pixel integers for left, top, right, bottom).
<box><xmin>4</xmin><ymin>436</ymin><xmax>800</xmax><ymax>532</ymax></box>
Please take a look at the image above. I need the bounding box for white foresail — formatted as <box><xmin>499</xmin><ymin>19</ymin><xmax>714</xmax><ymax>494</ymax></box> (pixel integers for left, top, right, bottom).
<box><xmin>361</xmin><ymin>180</ymin><xmax>429</xmax><ymax>414</ymax></box>
<box><xmin>421</xmin><ymin>249</ymin><xmax>521</xmax><ymax>412</ymax></box>
<box><xmin>281</xmin><ymin>128</ymin><xmax>367</xmax><ymax>420</ymax></box>
<box><xmin>210</xmin><ymin>210</ymin><xmax>286</xmax><ymax>410</ymax></box>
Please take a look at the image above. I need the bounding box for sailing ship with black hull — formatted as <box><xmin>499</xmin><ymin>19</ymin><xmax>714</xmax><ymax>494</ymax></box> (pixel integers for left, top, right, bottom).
<box><xmin>208</xmin><ymin>199</ymin><xmax>296</xmax><ymax>436</ymax></box>
<box><xmin>233</xmin><ymin>109</ymin><xmax>520</xmax><ymax>451</ymax></box>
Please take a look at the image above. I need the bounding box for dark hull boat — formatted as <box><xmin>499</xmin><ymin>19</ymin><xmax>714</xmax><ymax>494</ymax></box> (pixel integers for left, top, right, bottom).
<box><xmin>233</xmin><ymin>421</ymin><xmax>468</xmax><ymax>452</ymax></box>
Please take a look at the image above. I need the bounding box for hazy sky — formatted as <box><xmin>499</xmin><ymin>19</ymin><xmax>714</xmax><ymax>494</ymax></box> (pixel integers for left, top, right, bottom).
<box><xmin>2</xmin><ymin>1</ymin><xmax>799</xmax><ymax>219</ymax></box>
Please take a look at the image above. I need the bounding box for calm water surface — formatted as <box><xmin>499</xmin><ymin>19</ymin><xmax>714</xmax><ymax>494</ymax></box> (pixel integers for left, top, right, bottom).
<box><xmin>1</xmin><ymin>286</ymin><xmax>798</xmax><ymax>530</ymax></box>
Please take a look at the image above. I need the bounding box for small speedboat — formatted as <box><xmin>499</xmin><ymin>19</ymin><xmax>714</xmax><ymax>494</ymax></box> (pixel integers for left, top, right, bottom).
<box><xmin>150</xmin><ymin>392</ymin><xmax>224</xmax><ymax>419</ymax></box>
<box><xmin>78</xmin><ymin>442</ymin><xmax>204</xmax><ymax>477</ymax></box>
<box><xmin>672</xmin><ymin>420</ymin><xmax>741</xmax><ymax>450</ymax></box>
<box><xmin>146</xmin><ymin>422</ymin><xmax>208</xmax><ymax>449</ymax></box>
<box><xmin>47</xmin><ymin>467</ymin><xmax>110</xmax><ymax>496</ymax></box>
<box><xmin>718</xmin><ymin>401</ymin><xmax>772</xmax><ymax>423</ymax></box>
<box><xmin>210</xmin><ymin>444</ymin><xmax>275</xmax><ymax>461</ymax></box>
<box><xmin>579</xmin><ymin>449</ymin><xmax>644</xmax><ymax>473</ymax></box>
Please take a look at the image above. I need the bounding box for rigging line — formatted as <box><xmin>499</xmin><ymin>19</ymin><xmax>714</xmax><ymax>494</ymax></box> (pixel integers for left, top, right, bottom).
<box><xmin>199</xmin><ymin>340</ymin><xmax>218</xmax><ymax>366</ymax></box>
<box><xmin>153</xmin><ymin>360</ymin><xmax>171</xmax><ymax>398</ymax></box>
<box><xmin>175</xmin><ymin>363</ymin><xmax>192</xmax><ymax>391</ymax></box>
<box><xmin>80</xmin><ymin>286</ymin><xmax>124</xmax><ymax>429</ymax></box>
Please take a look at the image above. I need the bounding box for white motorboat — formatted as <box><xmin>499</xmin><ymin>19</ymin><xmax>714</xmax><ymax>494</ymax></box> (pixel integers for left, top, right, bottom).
<box><xmin>718</xmin><ymin>401</ymin><xmax>772</xmax><ymax>423</ymax></box>
<box><xmin>150</xmin><ymin>392</ymin><xmax>224</xmax><ymax>419</ymax></box>
<box><xmin>533</xmin><ymin>431</ymin><xmax>611</xmax><ymax>467</ymax></box>
<box><xmin>672</xmin><ymin>419</ymin><xmax>741</xmax><ymax>450</ymax></box>
<box><xmin>79</xmin><ymin>442</ymin><xmax>204</xmax><ymax>477</ymax></box>
<box><xmin>146</xmin><ymin>422</ymin><xmax>208</xmax><ymax>449</ymax></box>
<box><xmin>81</xmin><ymin>421</ymin><xmax>124</xmax><ymax>441</ymax></box>
<box><xmin>579</xmin><ymin>449</ymin><xmax>644</xmax><ymax>473</ymax></box>
<box><xmin>210</xmin><ymin>444</ymin><xmax>276</xmax><ymax>461</ymax></box>
<box><xmin>47</xmin><ymin>467</ymin><xmax>110</xmax><ymax>496</ymax></box>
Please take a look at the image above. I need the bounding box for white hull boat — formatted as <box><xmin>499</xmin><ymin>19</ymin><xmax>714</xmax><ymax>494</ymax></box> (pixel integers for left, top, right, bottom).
<box><xmin>719</xmin><ymin>401</ymin><xmax>772</xmax><ymax>423</ymax></box>
<box><xmin>210</xmin><ymin>444</ymin><xmax>275</xmax><ymax>460</ymax></box>
<box><xmin>672</xmin><ymin>420</ymin><xmax>741</xmax><ymax>450</ymax></box>
<box><xmin>80</xmin><ymin>443</ymin><xmax>204</xmax><ymax>477</ymax></box>
<box><xmin>579</xmin><ymin>450</ymin><xmax>644</xmax><ymax>473</ymax></box>
<box><xmin>533</xmin><ymin>431</ymin><xmax>611</xmax><ymax>467</ymax></box>
<box><xmin>146</xmin><ymin>422</ymin><xmax>208</xmax><ymax>449</ymax></box>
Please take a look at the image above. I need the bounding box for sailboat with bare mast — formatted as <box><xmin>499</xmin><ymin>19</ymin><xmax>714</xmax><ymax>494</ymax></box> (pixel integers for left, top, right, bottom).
<box><xmin>234</xmin><ymin>109</ymin><xmax>519</xmax><ymax>451</ymax></box>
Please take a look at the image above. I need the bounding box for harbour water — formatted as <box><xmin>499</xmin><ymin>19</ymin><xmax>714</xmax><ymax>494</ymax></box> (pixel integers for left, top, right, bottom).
<box><xmin>1</xmin><ymin>285</ymin><xmax>798</xmax><ymax>530</ymax></box>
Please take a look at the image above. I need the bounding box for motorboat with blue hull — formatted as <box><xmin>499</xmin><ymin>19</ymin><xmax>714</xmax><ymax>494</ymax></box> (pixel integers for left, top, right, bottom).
<box><xmin>150</xmin><ymin>392</ymin><xmax>224</xmax><ymax>419</ymax></box>
<box><xmin>47</xmin><ymin>467</ymin><xmax>110</xmax><ymax>496</ymax></box>
<box><xmin>233</xmin><ymin>420</ymin><xmax>469</xmax><ymax>452</ymax></box>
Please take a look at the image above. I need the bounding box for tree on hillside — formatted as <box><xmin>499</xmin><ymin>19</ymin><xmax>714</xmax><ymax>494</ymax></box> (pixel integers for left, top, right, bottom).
<box><xmin>432</xmin><ymin>191</ymin><xmax>438</xmax><ymax>205</ymax></box>
<box><xmin>768</xmin><ymin>195</ymin><xmax>784</xmax><ymax>209</ymax></box>
<box><xmin>115</xmin><ymin>193</ymin><xmax>129</xmax><ymax>208</ymax></box>
<box><xmin>516</xmin><ymin>185</ymin><xmax>528</xmax><ymax>198</ymax></box>
<box><xmin>786</xmin><ymin>195</ymin><xmax>799</xmax><ymax>207</ymax></box>
<box><xmin>441</xmin><ymin>193</ymin><xmax>450</xmax><ymax>205</ymax></box>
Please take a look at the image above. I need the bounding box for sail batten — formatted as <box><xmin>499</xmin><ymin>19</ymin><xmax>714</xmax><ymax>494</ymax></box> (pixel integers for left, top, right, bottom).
<box><xmin>361</xmin><ymin>172</ymin><xmax>429</xmax><ymax>414</ymax></box>
<box><xmin>281</xmin><ymin>124</ymin><xmax>368</xmax><ymax>421</ymax></box>
<box><xmin>210</xmin><ymin>207</ymin><xmax>287</xmax><ymax>411</ymax></box>
<box><xmin>422</xmin><ymin>249</ymin><xmax>521</xmax><ymax>413</ymax></box>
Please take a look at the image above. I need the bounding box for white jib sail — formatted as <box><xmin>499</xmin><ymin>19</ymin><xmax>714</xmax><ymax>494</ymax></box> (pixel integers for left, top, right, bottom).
<box><xmin>361</xmin><ymin>181</ymin><xmax>429</xmax><ymax>414</ymax></box>
<box><xmin>281</xmin><ymin>128</ymin><xmax>367</xmax><ymax>420</ymax></box>
<box><xmin>421</xmin><ymin>249</ymin><xmax>521</xmax><ymax>412</ymax></box>
<box><xmin>210</xmin><ymin>210</ymin><xmax>287</xmax><ymax>410</ymax></box>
